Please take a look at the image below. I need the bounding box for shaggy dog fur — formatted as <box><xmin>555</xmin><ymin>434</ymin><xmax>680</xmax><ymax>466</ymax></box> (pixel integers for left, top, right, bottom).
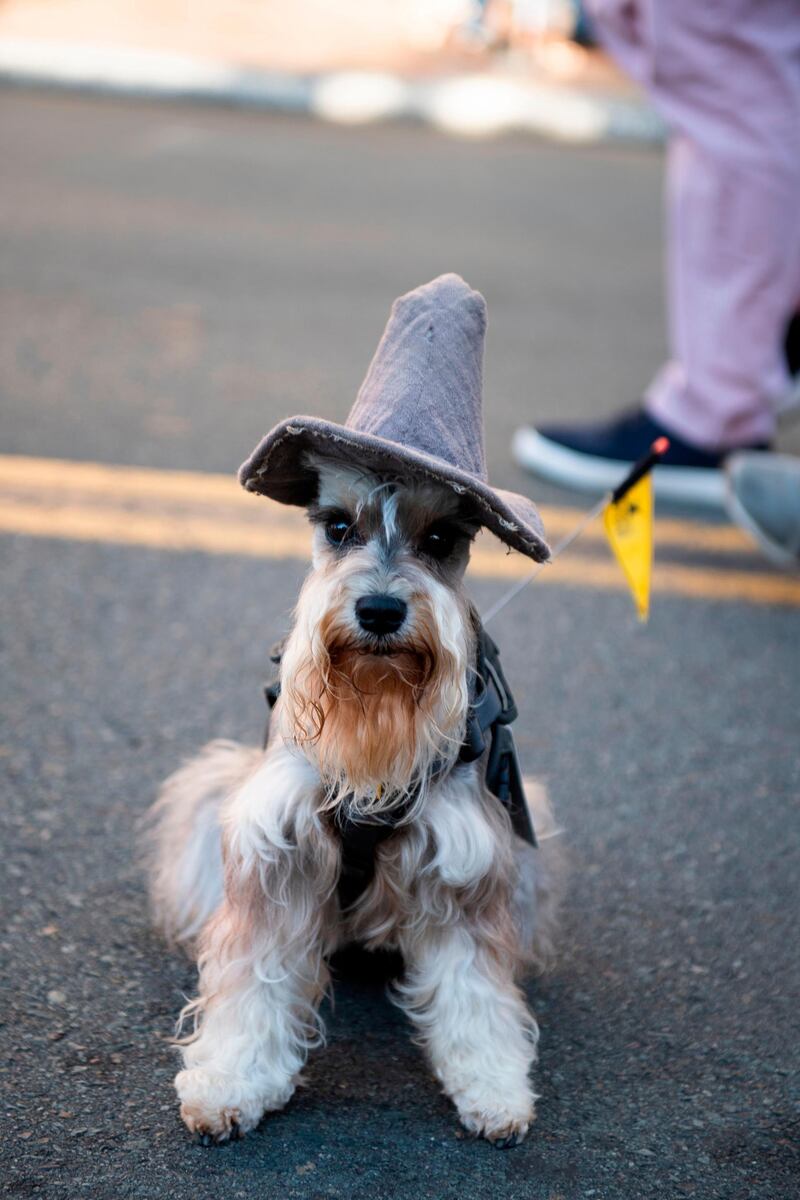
<box><xmin>145</xmin><ymin>454</ymin><xmax>561</xmax><ymax>1147</ymax></box>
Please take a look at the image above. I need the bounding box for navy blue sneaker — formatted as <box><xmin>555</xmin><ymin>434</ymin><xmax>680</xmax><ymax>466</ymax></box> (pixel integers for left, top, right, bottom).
<box><xmin>512</xmin><ymin>407</ymin><xmax>770</xmax><ymax>508</ymax></box>
<box><xmin>785</xmin><ymin>313</ymin><xmax>800</xmax><ymax>409</ymax></box>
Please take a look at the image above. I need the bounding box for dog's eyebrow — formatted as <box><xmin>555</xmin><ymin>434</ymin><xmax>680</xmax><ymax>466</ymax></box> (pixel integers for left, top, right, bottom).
<box><xmin>307</xmin><ymin>504</ymin><xmax>354</xmax><ymax>525</ymax></box>
<box><xmin>443</xmin><ymin>515</ymin><xmax>481</xmax><ymax>535</ymax></box>
<box><xmin>417</xmin><ymin>513</ymin><xmax>481</xmax><ymax>540</ymax></box>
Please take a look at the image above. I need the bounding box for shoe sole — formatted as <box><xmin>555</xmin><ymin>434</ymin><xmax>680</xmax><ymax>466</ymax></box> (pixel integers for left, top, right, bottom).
<box><xmin>724</xmin><ymin>475</ymin><xmax>800</xmax><ymax>570</ymax></box>
<box><xmin>512</xmin><ymin>427</ymin><xmax>726</xmax><ymax>509</ymax></box>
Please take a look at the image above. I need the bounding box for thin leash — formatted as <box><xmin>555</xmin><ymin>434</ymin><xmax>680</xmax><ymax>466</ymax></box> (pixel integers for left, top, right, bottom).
<box><xmin>481</xmin><ymin>495</ymin><xmax>607</xmax><ymax>625</ymax></box>
<box><xmin>481</xmin><ymin>437</ymin><xmax>670</xmax><ymax>626</ymax></box>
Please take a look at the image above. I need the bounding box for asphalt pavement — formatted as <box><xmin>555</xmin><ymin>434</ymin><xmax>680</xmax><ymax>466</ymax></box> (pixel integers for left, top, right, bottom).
<box><xmin>1</xmin><ymin>90</ymin><xmax>798</xmax><ymax>1200</ymax></box>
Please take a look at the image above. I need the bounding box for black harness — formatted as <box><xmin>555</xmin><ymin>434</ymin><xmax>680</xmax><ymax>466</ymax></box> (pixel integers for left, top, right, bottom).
<box><xmin>263</xmin><ymin>621</ymin><xmax>536</xmax><ymax>911</ymax></box>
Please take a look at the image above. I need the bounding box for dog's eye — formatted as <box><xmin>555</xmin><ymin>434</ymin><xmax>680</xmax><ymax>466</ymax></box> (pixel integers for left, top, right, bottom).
<box><xmin>419</xmin><ymin>523</ymin><xmax>457</xmax><ymax>560</ymax></box>
<box><xmin>325</xmin><ymin>514</ymin><xmax>355</xmax><ymax>547</ymax></box>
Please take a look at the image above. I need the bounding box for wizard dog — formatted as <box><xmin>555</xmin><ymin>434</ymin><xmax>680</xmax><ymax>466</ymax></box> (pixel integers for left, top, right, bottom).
<box><xmin>146</xmin><ymin>274</ymin><xmax>561</xmax><ymax>1147</ymax></box>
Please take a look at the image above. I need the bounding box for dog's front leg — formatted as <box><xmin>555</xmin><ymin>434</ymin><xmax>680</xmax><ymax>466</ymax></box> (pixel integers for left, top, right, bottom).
<box><xmin>174</xmin><ymin>757</ymin><xmax>338</xmax><ymax>1143</ymax></box>
<box><xmin>174</xmin><ymin>900</ymin><xmax>324</xmax><ymax>1142</ymax></box>
<box><xmin>398</xmin><ymin>922</ymin><xmax>538</xmax><ymax>1146</ymax></box>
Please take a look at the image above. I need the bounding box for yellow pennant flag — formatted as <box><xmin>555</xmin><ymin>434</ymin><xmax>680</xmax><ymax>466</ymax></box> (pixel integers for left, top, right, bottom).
<box><xmin>603</xmin><ymin>472</ymin><xmax>654</xmax><ymax>621</ymax></box>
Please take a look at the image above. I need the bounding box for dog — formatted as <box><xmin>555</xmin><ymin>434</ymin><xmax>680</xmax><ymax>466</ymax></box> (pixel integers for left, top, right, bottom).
<box><xmin>144</xmin><ymin>274</ymin><xmax>561</xmax><ymax>1147</ymax></box>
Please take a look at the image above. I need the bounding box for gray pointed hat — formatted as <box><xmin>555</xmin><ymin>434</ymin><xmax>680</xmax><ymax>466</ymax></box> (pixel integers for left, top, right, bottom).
<box><xmin>240</xmin><ymin>273</ymin><xmax>549</xmax><ymax>561</ymax></box>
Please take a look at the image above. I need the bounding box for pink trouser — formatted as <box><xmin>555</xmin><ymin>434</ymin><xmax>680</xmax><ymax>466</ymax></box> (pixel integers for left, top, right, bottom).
<box><xmin>587</xmin><ymin>0</ymin><xmax>800</xmax><ymax>450</ymax></box>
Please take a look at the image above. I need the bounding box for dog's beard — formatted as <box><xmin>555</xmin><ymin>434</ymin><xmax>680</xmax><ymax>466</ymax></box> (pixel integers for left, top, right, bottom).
<box><xmin>280</xmin><ymin>577</ymin><xmax>470</xmax><ymax>815</ymax></box>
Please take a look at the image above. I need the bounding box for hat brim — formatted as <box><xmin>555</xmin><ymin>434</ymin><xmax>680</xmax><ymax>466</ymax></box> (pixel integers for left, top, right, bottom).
<box><xmin>239</xmin><ymin>416</ymin><xmax>550</xmax><ymax>563</ymax></box>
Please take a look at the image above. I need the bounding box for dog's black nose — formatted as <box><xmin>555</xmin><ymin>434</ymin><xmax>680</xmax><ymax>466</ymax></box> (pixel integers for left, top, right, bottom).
<box><xmin>355</xmin><ymin>594</ymin><xmax>407</xmax><ymax>636</ymax></box>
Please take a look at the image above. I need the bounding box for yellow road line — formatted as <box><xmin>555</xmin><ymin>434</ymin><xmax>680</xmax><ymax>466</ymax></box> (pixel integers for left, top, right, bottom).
<box><xmin>2</xmin><ymin>492</ymin><xmax>799</xmax><ymax>607</ymax></box>
<box><xmin>0</xmin><ymin>499</ymin><xmax>308</xmax><ymax>561</ymax></box>
<box><xmin>0</xmin><ymin>454</ymin><xmax>241</xmax><ymax>503</ymax></box>
<box><xmin>0</xmin><ymin>454</ymin><xmax>752</xmax><ymax>553</ymax></box>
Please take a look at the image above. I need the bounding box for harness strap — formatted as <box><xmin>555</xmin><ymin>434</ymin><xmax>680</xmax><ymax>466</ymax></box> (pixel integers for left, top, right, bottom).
<box><xmin>332</xmin><ymin>802</ymin><xmax>411</xmax><ymax>912</ymax></box>
<box><xmin>460</xmin><ymin>625</ymin><xmax>537</xmax><ymax>847</ymax></box>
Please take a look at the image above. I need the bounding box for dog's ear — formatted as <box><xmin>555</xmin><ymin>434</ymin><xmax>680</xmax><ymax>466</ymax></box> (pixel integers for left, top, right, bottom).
<box><xmin>307</xmin><ymin>448</ymin><xmax>377</xmax><ymax>512</ymax></box>
<box><xmin>454</xmin><ymin>507</ymin><xmax>482</xmax><ymax>558</ymax></box>
<box><xmin>301</xmin><ymin>449</ymin><xmax>360</xmax><ymax>513</ymax></box>
<box><xmin>456</xmin><ymin>495</ymin><xmax>483</xmax><ymax>531</ymax></box>
<box><xmin>290</xmin><ymin>466</ymin><xmax>320</xmax><ymax>509</ymax></box>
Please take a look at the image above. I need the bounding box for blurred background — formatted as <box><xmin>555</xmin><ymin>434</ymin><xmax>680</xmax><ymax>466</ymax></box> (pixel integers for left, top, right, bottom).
<box><xmin>0</xmin><ymin>0</ymin><xmax>627</xmax><ymax>86</ymax></box>
<box><xmin>1</xmin><ymin>0</ymin><xmax>677</xmax><ymax>509</ymax></box>
<box><xmin>2</xmin><ymin>5</ymin><xmax>798</xmax><ymax>1200</ymax></box>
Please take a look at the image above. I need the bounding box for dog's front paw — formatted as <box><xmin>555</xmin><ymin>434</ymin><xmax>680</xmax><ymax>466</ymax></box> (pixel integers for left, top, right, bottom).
<box><xmin>453</xmin><ymin>1088</ymin><xmax>536</xmax><ymax>1147</ymax></box>
<box><xmin>175</xmin><ymin>1068</ymin><xmax>267</xmax><ymax>1144</ymax></box>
